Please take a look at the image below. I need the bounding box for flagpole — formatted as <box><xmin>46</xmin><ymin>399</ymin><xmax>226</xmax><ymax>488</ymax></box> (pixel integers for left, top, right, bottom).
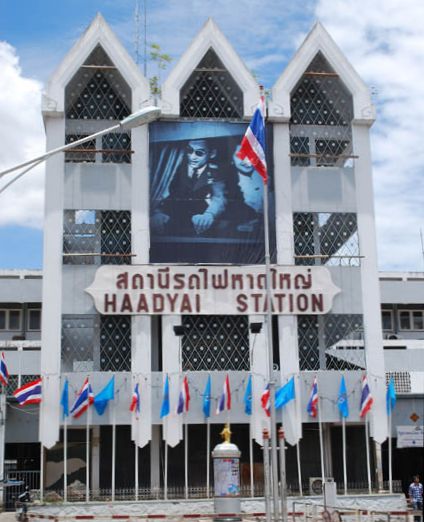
<box><xmin>40</xmin><ymin>443</ymin><xmax>44</xmax><ymax>503</ymax></box>
<box><xmin>86</xmin><ymin>407</ymin><xmax>90</xmax><ymax>502</ymax></box>
<box><xmin>64</xmin><ymin>415</ymin><xmax>68</xmax><ymax>502</ymax></box>
<box><xmin>296</xmin><ymin>441</ymin><xmax>303</xmax><ymax>496</ymax></box>
<box><xmin>365</xmin><ymin>418</ymin><xmax>372</xmax><ymax>494</ymax></box>
<box><xmin>184</xmin><ymin>420</ymin><xmax>188</xmax><ymax>499</ymax></box>
<box><xmin>164</xmin><ymin>442</ymin><xmax>168</xmax><ymax>500</ymax></box>
<box><xmin>135</xmin><ymin>441</ymin><xmax>139</xmax><ymax>501</ymax></box>
<box><xmin>388</xmin><ymin>412</ymin><xmax>393</xmax><ymax>493</ymax></box>
<box><xmin>317</xmin><ymin>398</ymin><xmax>325</xmax><ymax>483</ymax></box>
<box><xmin>342</xmin><ymin>417</ymin><xmax>347</xmax><ymax>495</ymax></box>
<box><xmin>112</xmin><ymin>401</ymin><xmax>116</xmax><ymax>502</ymax></box>
<box><xmin>206</xmin><ymin>419</ymin><xmax>210</xmax><ymax>498</ymax></box>
<box><xmin>249</xmin><ymin>422</ymin><xmax>254</xmax><ymax>497</ymax></box>
<box><xmin>263</xmin><ymin>156</ymin><xmax>280</xmax><ymax>522</ymax></box>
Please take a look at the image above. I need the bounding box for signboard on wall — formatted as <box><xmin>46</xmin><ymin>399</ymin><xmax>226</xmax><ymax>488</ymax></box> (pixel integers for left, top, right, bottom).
<box><xmin>396</xmin><ymin>425</ymin><xmax>424</xmax><ymax>448</ymax></box>
<box><xmin>86</xmin><ymin>265</ymin><xmax>340</xmax><ymax>315</ymax></box>
<box><xmin>149</xmin><ymin>121</ymin><xmax>275</xmax><ymax>264</ymax></box>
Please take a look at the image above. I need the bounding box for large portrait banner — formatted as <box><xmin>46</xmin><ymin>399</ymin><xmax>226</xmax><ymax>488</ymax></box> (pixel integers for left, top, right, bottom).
<box><xmin>149</xmin><ymin>121</ymin><xmax>275</xmax><ymax>264</ymax></box>
<box><xmin>86</xmin><ymin>265</ymin><xmax>340</xmax><ymax>315</ymax></box>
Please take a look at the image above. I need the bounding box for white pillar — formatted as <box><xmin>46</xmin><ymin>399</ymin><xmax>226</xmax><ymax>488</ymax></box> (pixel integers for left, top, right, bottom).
<box><xmin>91</xmin><ymin>426</ymin><xmax>100</xmax><ymax>492</ymax></box>
<box><xmin>352</xmin><ymin>123</ymin><xmax>387</xmax><ymax>444</ymax></box>
<box><xmin>40</xmin><ymin>116</ymin><xmax>65</xmax><ymax>450</ymax></box>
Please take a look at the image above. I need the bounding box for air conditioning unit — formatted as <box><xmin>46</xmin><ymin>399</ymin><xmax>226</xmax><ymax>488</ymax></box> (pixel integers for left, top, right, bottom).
<box><xmin>309</xmin><ymin>477</ymin><xmax>334</xmax><ymax>495</ymax></box>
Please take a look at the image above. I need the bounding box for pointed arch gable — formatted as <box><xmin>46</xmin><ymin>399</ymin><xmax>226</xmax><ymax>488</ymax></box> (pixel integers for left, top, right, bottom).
<box><xmin>269</xmin><ymin>22</ymin><xmax>375</xmax><ymax>124</ymax></box>
<box><xmin>161</xmin><ymin>18</ymin><xmax>259</xmax><ymax>118</ymax></box>
<box><xmin>43</xmin><ymin>13</ymin><xmax>149</xmax><ymax>117</ymax></box>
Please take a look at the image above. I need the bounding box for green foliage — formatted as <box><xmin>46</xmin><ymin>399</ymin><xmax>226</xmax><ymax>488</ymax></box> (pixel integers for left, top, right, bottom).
<box><xmin>149</xmin><ymin>43</ymin><xmax>172</xmax><ymax>96</ymax></box>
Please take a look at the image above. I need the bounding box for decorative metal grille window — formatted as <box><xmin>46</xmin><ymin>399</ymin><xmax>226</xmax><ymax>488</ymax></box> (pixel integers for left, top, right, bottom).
<box><xmin>65</xmin><ymin>46</ymin><xmax>131</xmax><ymax>121</ymax></box>
<box><xmin>293</xmin><ymin>212</ymin><xmax>359</xmax><ymax>266</ymax></box>
<box><xmin>181</xmin><ymin>315</ymin><xmax>249</xmax><ymax>371</ymax></box>
<box><xmin>290</xmin><ymin>52</ymin><xmax>354</xmax><ymax>167</ymax></box>
<box><xmin>6</xmin><ymin>375</ymin><xmax>18</xmax><ymax>397</ymax></box>
<box><xmin>65</xmin><ymin>135</ymin><xmax>96</xmax><ymax>163</ymax></box>
<box><xmin>180</xmin><ymin>48</ymin><xmax>243</xmax><ymax>119</ymax></box>
<box><xmin>63</xmin><ymin>210</ymin><xmax>131</xmax><ymax>265</ymax></box>
<box><xmin>298</xmin><ymin>314</ymin><xmax>364</xmax><ymax>370</ymax></box>
<box><xmin>100</xmin><ymin>316</ymin><xmax>131</xmax><ymax>371</ymax></box>
<box><xmin>62</xmin><ymin>314</ymin><xmax>131</xmax><ymax>372</ymax></box>
<box><xmin>102</xmin><ymin>133</ymin><xmax>131</xmax><ymax>163</ymax></box>
<box><xmin>385</xmin><ymin>371</ymin><xmax>411</xmax><ymax>393</ymax></box>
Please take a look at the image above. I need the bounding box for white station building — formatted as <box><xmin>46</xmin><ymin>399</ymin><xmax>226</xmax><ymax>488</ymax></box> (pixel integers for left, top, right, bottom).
<box><xmin>0</xmin><ymin>14</ymin><xmax>423</xmax><ymax>504</ymax></box>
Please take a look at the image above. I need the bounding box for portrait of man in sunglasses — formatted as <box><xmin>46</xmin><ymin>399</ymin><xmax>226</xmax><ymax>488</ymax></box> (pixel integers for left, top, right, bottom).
<box><xmin>151</xmin><ymin>138</ymin><xmax>226</xmax><ymax>235</ymax></box>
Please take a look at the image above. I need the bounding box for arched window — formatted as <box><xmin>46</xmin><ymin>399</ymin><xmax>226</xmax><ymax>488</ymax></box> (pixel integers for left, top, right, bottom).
<box><xmin>180</xmin><ymin>48</ymin><xmax>243</xmax><ymax>119</ymax></box>
<box><xmin>64</xmin><ymin>45</ymin><xmax>132</xmax><ymax>163</ymax></box>
<box><xmin>290</xmin><ymin>52</ymin><xmax>354</xmax><ymax>167</ymax></box>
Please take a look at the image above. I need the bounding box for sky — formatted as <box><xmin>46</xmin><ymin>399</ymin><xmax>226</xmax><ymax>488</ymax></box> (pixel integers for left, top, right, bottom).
<box><xmin>0</xmin><ymin>0</ymin><xmax>423</xmax><ymax>271</ymax></box>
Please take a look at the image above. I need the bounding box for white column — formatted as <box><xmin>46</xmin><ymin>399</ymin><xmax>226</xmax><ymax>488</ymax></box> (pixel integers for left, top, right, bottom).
<box><xmin>150</xmin><ymin>425</ymin><xmax>161</xmax><ymax>491</ymax></box>
<box><xmin>250</xmin><ymin>314</ymin><xmax>270</xmax><ymax>445</ymax></box>
<box><xmin>352</xmin><ymin>123</ymin><xmax>387</xmax><ymax>444</ymax></box>
<box><xmin>39</xmin><ymin>116</ymin><xmax>65</xmax><ymax>450</ymax></box>
<box><xmin>273</xmin><ymin>122</ymin><xmax>302</xmax><ymax>447</ymax></box>
<box><xmin>91</xmin><ymin>426</ymin><xmax>100</xmax><ymax>492</ymax></box>
<box><xmin>162</xmin><ymin>316</ymin><xmax>183</xmax><ymax>447</ymax></box>
<box><xmin>0</xmin><ymin>394</ymin><xmax>6</xmax><ymax>507</ymax></box>
<box><xmin>131</xmin><ymin>123</ymin><xmax>152</xmax><ymax>448</ymax></box>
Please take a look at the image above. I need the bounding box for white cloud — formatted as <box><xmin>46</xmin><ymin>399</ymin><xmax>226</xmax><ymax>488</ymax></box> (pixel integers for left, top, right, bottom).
<box><xmin>314</xmin><ymin>0</ymin><xmax>424</xmax><ymax>270</ymax></box>
<box><xmin>0</xmin><ymin>42</ymin><xmax>45</xmax><ymax>228</ymax></box>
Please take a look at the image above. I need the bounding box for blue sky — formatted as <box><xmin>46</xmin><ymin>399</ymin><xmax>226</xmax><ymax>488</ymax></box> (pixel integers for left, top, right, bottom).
<box><xmin>0</xmin><ymin>0</ymin><xmax>423</xmax><ymax>271</ymax></box>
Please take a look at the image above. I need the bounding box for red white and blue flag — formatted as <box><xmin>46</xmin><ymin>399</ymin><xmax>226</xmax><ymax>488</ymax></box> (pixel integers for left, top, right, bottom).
<box><xmin>0</xmin><ymin>352</ymin><xmax>9</xmax><ymax>387</ymax></box>
<box><xmin>176</xmin><ymin>376</ymin><xmax>190</xmax><ymax>415</ymax></box>
<box><xmin>359</xmin><ymin>374</ymin><xmax>373</xmax><ymax>418</ymax></box>
<box><xmin>216</xmin><ymin>374</ymin><xmax>231</xmax><ymax>415</ymax></box>
<box><xmin>130</xmin><ymin>383</ymin><xmax>140</xmax><ymax>414</ymax></box>
<box><xmin>13</xmin><ymin>378</ymin><xmax>42</xmax><ymax>406</ymax></box>
<box><xmin>261</xmin><ymin>383</ymin><xmax>271</xmax><ymax>417</ymax></box>
<box><xmin>70</xmin><ymin>378</ymin><xmax>94</xmax><ymax>419</ymax></box>
<box><xmin>307</xmin><ymin>376</ymin><xmax>319</xmax><ymax>418</ymax></box>
<box><xmin>237</xmin><ymin>94</ymin><xmax>268</xmax><ymax>184</ymax></box>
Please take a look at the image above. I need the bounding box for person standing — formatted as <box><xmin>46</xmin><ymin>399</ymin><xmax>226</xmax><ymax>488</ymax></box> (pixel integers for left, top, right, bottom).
<box><xmin>409</xmin><ymin>475</ymin><xmax>423</xmax><ymax>512</ymax></box>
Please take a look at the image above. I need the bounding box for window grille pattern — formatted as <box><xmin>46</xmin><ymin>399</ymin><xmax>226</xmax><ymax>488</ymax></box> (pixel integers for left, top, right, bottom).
<box><xmin>290</xmin><ymin>52</ymin><xmax>354</xmax><ymax>167</ymax></box>
<box><xmin>298</xmin><ymin>314</ymin><xmax>364</xmax><ymax>370</ymax></box>
<box><xmin>6</xmin><ymin>375</ymin><xmax>18</xmax><ymax>397</ymax></box>
<box><xmin>180</xmin><ymin>48</ymin><xmax>243</xmax><ymax>119</ymax></box>
<box><xmin>65</xmin><ymin>45</ymin><xmax>131</xmax><ymax>121</ymax></box>
<box><xmin>181</xmin><ymin>315</ymin><xmax>249</xmax><ymax>371</ymax></box>
<box><xmin>63</xmin><ymin>210</ymin><xmax>131</xmax><ymax>265</ymax></box>
<box><xmin>62</xmin><ymin>315</ymin><xmax>131</xmax><ymax>372</ymax></box>
<box><xmin>62</xmin><ymin>315</ymin><xmax>98</xmax><ymax>372</ymax></box>
<box><xmin>385</xmin><ymin>371</ymin><xmax>411</xmax><ymax>393</ymax></box>
<box><xmin>100</xmin><ymin>316</ymin><xmax>131</xmax><ymax>371</ymax></box>
<box><xmin>65</xmin><ymin>135</ymin><xmax>96</xmax><ymax>163</ymax></box>
<box><xmin>102</xmin><ymin>133</ymin><xmax>131</xmax><ymax>163</ymax></box>
<box><xmin>293</xmin><ymin>212</ymin><xmax>359</xmax><ymax>266</ymax></box>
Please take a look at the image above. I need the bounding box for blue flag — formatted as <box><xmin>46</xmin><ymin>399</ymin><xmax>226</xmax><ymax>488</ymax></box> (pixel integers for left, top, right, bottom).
<box><xmin>244</xmin><ymin>375</ymin><xmax>252</xmax><ymax>415</ymax></box>
<box><xmin>202</xmin><ymin>375</ymin><xmax>211</xmax><ymax>418</ymax></box>
<box><xmin>386</xmin><ymin>378</ymin><xmax>397</xmax><ymax>414</ymax></box>
<box><xmin>160</xmin><ymin>375</ymin><xmax>170</xmax><ymax>419</ymax></box>
<box><xmin>60</xmin><ymin>379</ymin><xmax>69</xmax><ymax>418</ymax></box>
<box><xmin>275</xmin><ymin>376</ymin><xmax>295</xmax><ymax>409</ymax></box>
<box><xmin>94</xmin><ymin>376</ymin><xmax>115</xmax><ymax>416</ymax></box>
<box><xmin>337</xmin><ymin>376</ymin><xmax>349</xmax><ymax>418</ymax></box>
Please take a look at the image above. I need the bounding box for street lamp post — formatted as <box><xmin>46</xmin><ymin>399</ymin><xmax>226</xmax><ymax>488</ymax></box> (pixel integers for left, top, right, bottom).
<box><xmin>0</xmin><ymin>106</ymin><xmax>161</xmax><ymax>190</ymax></box>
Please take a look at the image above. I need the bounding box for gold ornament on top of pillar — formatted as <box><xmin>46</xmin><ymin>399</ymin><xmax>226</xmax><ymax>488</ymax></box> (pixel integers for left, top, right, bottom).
<box><xmin>220</xmin><ymin>424</ymin><xmax>232</xmax><ymax>444</ymax></box>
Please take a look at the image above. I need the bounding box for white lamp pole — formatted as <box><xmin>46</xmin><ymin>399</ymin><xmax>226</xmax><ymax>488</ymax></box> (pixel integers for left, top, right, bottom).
<box><xmin>0</xmin><ymin>106</ymin><xmax>161</xmax><ymax>184</ymax></box>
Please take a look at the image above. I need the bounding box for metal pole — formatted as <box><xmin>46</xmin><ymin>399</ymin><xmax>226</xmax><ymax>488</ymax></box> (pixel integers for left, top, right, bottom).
<box><xmin>296</xmin><ymin>442</ymin><xmax>303</xmax><ymax>496</ymax></box>
<box><xmin>164</xmin><ymin>443</ymin><xmax>168</xmax><ymax>500</ymax></box>
<box><xmin>112</xmin><ymin>404</ymin><xmax>116</xmax><ymax>502</ymax></box>
<box><xmin>249</xmin><ymin>422</ymin><xmax>254</xmax><ymax>497</ymax></box>
<box><xmin>263</xmin><ymin>179</ymin><xmax>280</xmax><ymax>522</ymax></box>
<box><xmin>135</xmin><ymin>442</ymin><xmax>139</xmax><ymax>501</ymax></box>
<box><xmin>279</xmin><ymin>428</ymin><xmax>288</xmax><ymax>522</ymax></box>
<box><xmin>318</xmin><ymin>408</ymin><xmax>325</xmax><ymax>483</ymax></box>
<box><xmin>342</xmin><ymin>417</ymin><xmax>347</xmax><ymax>495</ymax></box>
<box><xmin>86</xmin><ymin>408</ymin><xmax>90</xmax><ymax>502</ymax></box>
<box><xmin>263</xmin><ymin>429</ymin><xmax>272</xmax><ymax>522</ymax></box>
<box><xmin>40</xmin><ymin>443</ymin><xmax>44</xmax><ymax>503</ymax></box>
<box><xmin>206</xmin><ymin>420</ymin><xmax>210</xmax><ymax>497</ymax></box>
<box><xmin>64</xmin><ymin>417</ymin><xmax>68</xmax><ymax>502</ymax></box>
<box><xmin>365</xmin><ymin>419</ymin><xmax>372</xmax><ymax>494</ymax></box>
<box><xmin>388</xmin><ymin>413</ymin><xmax>393</xmax><ymax>493</ymax></box>
<box><xmin>184</xmin><ymin>422</ymin><xmax>188</xmax><ymax>499</ymax></box>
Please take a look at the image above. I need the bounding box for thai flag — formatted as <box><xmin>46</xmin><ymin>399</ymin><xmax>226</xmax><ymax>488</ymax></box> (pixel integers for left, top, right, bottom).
<box><xmin>130</xmin><ymin>383</ymin><xmax>140</xmax><ymax>414</ymax></box>
<box><xmin>261</xmin><ymin>384</ymin><xmax>271</xmax><ymax>417</ymax></box>
<box><xmin>307</xmin><ymin>376</ymin><xmax>319</xmax><ymax>418</ymax></box>
<box><xmin>216</xmin><ymin>374</ymin><xmax>231</xmax><ymax>415</ymax></box>
<box><xmin>176</xmin><ymin>376</ymin><xmax>190</xmax><ymax>415</ymax></box>
<box><xmin>13</xmin><ymin>378</ymin><xmax>42</xmax><ymax>406</ymax></box>
<box><xmin>0</xmin><ymin>352</ymin><xmax>9</xmax><ymax>387</ymax></box>
<box><xmin>359</xmin><ymin>374</ymin><xmax>373</xmax><ymax>418</ymax></box>
<box><xmin>70</xmin><ymin>378</ymin><xmax>94</xmax><ymax>419</ymax></box>
<box><xmin>237</xmin><ymin>94</ymin><xmax>268</xmax><ymax>183</ymax></box>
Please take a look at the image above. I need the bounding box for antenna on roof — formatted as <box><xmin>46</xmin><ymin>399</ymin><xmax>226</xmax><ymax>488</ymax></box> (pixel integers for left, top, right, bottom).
<box><xmin>134</xmin><ymin>0</ymin><xmax>148</xmax><ymax>76</ymax></box>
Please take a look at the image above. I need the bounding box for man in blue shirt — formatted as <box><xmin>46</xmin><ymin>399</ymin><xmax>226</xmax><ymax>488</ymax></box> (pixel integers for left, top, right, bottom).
<box><xmin>409</xmin><ymin>475</ymin><xmax>423</xmax><ymax>511</ymax></box>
